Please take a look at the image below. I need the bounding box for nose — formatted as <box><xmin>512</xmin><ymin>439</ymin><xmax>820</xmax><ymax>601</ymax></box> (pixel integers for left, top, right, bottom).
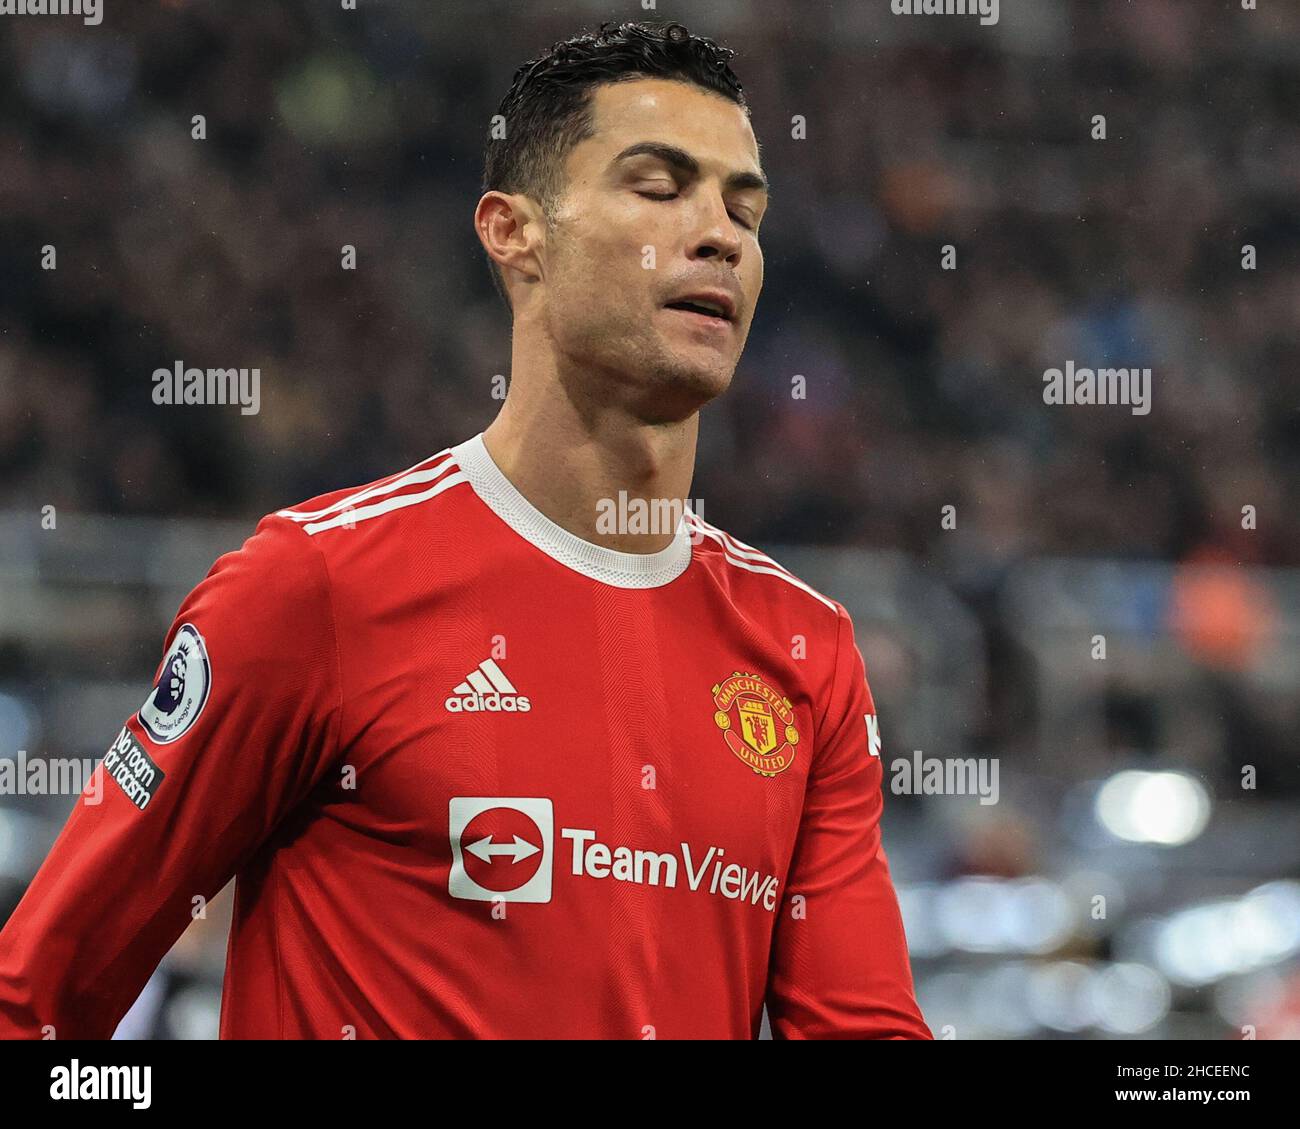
<box><xmin>686</xmin><ymin>188</ymin><xmax>743</xmax><ymax>267</ymax></box>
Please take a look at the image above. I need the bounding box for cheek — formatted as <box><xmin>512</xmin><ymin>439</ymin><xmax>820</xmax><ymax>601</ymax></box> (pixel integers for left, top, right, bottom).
<box><xmin>587</xmin><ymin>239</ymin><xmax>658</xmax><ymax>315</ymax></box>
<box><xmin>548</xmin><ymin>235</ymin><xmax>650</xmax><ymax>339</ymax></box>
<box><xmin>739</xmin><ymin>253</ymin><xmax>763</xmax><ymax>322</ymax></box>
<box><xmin>589</xmin><ymin>201</ymin><xmax>667</xmax><ymax>284</ymax></box>
<box><xmin>561</xmin><ymin>219</ymin><xmax>646</xmax><ymax>294</ymax></box>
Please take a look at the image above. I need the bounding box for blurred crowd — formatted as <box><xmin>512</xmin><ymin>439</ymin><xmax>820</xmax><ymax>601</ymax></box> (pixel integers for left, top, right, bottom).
<box><xmin>0</xmin><ymin>0</ymin><xmax>1296</xmax><ymax>570</ymax></box>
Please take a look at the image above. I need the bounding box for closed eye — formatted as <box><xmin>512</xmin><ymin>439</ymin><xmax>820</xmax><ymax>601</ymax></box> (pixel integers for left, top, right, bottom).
<box><xmin>636</xmin><ymin>190</ymin><xmax>755</xmax><ymax>231</ymax></box>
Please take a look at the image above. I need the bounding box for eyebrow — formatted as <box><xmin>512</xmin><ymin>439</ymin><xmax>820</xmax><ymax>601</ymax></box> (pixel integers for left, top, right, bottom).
<box><xmin>612</xmin><ymin>141</ymin><xmax>769</xmax><ymax>196</ymax></box>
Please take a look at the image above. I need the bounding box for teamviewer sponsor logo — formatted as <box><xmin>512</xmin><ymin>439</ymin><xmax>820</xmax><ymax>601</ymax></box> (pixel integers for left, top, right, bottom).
<box><xmin>449</xmin><ymin>797</ymin><xmax>553</xmax><ymax>903</ymax></box>
<box><xmin>444</xmin><ymin>658</ymin><xmax>531</xmax><ymax>712</ymax></box>
<box><xmin>448</xmin><ymin>797</ymin><xmax>781</xmax><ymax>912</ymax></box>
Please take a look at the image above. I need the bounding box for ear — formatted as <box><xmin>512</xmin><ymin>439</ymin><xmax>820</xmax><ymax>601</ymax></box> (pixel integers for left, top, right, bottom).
<box><xmin>474</xmin><ymin>191</ymin><xmax>544</xmax><ymax>291</ymax></box>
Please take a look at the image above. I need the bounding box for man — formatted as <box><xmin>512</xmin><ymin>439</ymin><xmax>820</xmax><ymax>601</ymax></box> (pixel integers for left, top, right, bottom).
<box><xmin>0</xmin><ymin>20</ymin><xmax>930</xmax><ymax>1040</ymax></box>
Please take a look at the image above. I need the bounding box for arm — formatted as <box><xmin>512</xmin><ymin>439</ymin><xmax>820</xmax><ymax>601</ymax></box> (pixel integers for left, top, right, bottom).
<box><xmin>0</xmin><ymin>516</ymin><xmax>342</xmax><ymax>1038</ymax></box>
<box><xmin>766</xmin><ymin>605</ymin><xmax>931</xmax><ymax>1039</ymax></box>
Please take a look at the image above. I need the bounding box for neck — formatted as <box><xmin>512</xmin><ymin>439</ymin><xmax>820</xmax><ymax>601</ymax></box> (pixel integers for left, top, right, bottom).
<box><xmin>482</xmin><ymin>366</ymin><xmax>699</xmax><ymax>554</ymax></box>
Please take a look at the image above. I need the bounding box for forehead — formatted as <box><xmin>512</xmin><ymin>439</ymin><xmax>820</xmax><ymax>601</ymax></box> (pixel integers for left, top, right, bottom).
<box><xmin>578</xmin><ymin>77</ymin><xmax>761</xmax><ymax>174</ymax></box>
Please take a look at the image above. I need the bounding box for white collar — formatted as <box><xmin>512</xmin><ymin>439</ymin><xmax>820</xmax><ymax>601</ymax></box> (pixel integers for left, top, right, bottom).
<box><xmin>451</xmin><ymin>433</ymin><xmax>694</xmax><ymax>589</ymax></box>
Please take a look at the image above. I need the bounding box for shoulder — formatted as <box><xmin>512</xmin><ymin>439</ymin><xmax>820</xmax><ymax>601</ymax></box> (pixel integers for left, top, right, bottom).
<box><xmin>195</xmin><ymin>446</ymin><xmax>467</xmax><ymax>609</ymax></box>
<box><xmin>269</xmin><ymin>446</ymin><xmax>467</xmax><ymax>538</ymax></box>
<box><xmin>686</xmin><ymin>510</ymin><xmax>849</xmax><ymax>628</ymax></box>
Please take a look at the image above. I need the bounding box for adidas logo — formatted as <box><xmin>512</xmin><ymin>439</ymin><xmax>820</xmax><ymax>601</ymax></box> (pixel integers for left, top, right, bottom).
<box><xmin>445</xmin><ymin>658</ymin><xmax>532</xmax><ymax>713</ymax></box>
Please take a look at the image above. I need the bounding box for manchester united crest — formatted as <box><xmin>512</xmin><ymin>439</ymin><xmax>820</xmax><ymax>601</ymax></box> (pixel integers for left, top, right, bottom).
<box><xmin>712</xmin><ymin>671</ymin><xmax>799</xmax><ymax>777</ymax></box>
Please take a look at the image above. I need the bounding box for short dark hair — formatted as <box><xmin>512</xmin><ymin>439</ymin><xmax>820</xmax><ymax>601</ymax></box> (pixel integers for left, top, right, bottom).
<box><xmin>481</xmin><ymin>20</ymin><xmax>750</xmax><ymax>312</ymax></box>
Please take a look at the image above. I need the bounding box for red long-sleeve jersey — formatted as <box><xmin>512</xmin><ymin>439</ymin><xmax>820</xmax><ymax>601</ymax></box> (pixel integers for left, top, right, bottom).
<box><xmin>0</xmin><ymin>433</ymin><xmax>930</xmax><ymax>1039</ymax></box>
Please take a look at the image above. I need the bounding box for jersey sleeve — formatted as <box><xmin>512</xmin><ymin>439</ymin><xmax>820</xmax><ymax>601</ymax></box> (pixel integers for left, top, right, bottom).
<box><xmin>0</xmin><ymin>515</ymin><xmax>342</xmax><ymax>1039</ymax></box>
<box><xmin>766</xmin><ymin>605</ymin><xmax>931</xmax><ymax>1040</ymax></box>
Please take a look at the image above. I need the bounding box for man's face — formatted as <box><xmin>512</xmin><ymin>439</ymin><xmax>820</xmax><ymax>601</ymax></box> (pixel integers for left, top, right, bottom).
<box><xmin>536</xmin><ymin>77</ymin><xmax>767</xmax><ymax>422</ymax></box>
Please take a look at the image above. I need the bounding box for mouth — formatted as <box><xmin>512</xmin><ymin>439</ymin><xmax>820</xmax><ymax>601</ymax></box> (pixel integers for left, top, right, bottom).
<box><xmin>663</xmin><ymin>294</ymin><xmax>736</xmax><ymax>330</ymax></box>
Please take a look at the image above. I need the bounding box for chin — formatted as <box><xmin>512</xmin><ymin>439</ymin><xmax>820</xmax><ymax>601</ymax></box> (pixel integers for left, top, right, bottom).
<box><xmin>585</xmin><ymin>330</ymin><xmax>738</xmax><ymax>419</ymax></box>
<box><xmin>688</xmin><ymin>364</ymin><xmax>735</xmax><ymax>400</ymax></box>
<box><xmin>642</xmin><ymin>360</ymin><xmax>734</xmax><ymax>420</ymax></box>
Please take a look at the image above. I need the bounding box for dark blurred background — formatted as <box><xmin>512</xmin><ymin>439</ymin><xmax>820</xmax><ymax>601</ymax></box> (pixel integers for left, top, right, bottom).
<box><xmin>0</xmin><ymin>0</ymin><xmax>1297</xmax><ymax>1039</ymax></box>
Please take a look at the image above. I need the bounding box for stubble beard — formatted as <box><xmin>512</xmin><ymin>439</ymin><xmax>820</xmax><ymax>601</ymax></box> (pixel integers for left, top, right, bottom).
<box><xmin>564</xmin><ymin>303</ymin><xmax>737</xmax><ymax>423</ymax></box>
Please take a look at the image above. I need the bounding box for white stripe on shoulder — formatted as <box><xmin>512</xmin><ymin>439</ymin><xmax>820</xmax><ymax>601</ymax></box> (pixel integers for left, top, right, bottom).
<box><xmin>689</xmin><ymin>513</ymin><xmax>797</xmax><ymax>578</ymax></box>
<box><xmin>688</xmin><ymin>512</ymin><xmax>794</xmax><ymax>574</ymax></box>
<box><xmin>277</xmin><ymin>449</ymin><xmax>456</xmax><ymax>522</ymax></box>
<box><xmin>686</xmin><ymin>516</ymin><xmax>838</xmax><ymax>612</ymax></box>
<box><xmin>302</xmin><ymin>470</ymin><xmax>469</xmax><ymax>535</ymax></box>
